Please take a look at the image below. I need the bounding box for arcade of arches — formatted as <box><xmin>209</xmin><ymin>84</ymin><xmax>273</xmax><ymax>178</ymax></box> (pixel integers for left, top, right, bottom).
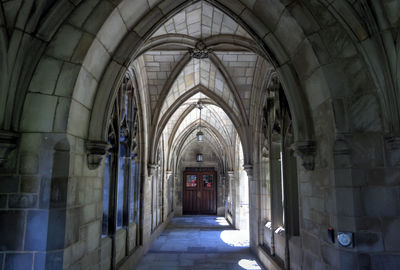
<box><xmin>0</xmin><ymin>0</ymin><xmax>399</xmax><ymax>269</ymax></box>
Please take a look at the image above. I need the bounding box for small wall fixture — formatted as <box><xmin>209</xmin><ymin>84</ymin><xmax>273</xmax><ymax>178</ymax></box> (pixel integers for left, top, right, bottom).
<box><xmin>196</xmin><ymin>153</ymin><xmax>203</xmax><ymax>162</ymax></box>
<box><xmin>337</xmin><ymin>232</ymin><xmax>354</xmax><ymax>248</ymax></box>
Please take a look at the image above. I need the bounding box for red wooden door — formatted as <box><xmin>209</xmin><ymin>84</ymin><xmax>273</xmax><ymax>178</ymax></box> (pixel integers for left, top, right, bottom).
<box><xmin>183</xmin><ymin>171</ymin><xmax>216</xmax><ymax>214</ymax></box>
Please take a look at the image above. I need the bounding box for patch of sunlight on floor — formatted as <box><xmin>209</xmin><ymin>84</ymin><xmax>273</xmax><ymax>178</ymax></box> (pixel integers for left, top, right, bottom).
<box><xmin>215</xmin><ymin>217</ymin><xmax>230</xmax><ymax>225</ymax></box>
<box><xmin>220</xmin><ymin>230</ymin><xmax>249</xmax><ymax>247</ymax></box>
<box><xmin>238</xmin><ymin>259</ymin><xmax>262</xmax><ymax>270</ymax></box>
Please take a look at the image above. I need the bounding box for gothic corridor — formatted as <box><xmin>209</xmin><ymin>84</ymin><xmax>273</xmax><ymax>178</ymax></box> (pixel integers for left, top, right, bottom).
<box><xmin>0</xmin><ymin>1</ymin><xmax>399</xmax><ymax>270</ymax></box>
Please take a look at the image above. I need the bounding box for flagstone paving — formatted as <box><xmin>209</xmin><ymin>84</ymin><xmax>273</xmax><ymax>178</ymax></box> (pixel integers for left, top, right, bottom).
<box><xmin>135</xmin><ymin>216</ymin><xmax>264</xmax><ymax>270</ymax></box>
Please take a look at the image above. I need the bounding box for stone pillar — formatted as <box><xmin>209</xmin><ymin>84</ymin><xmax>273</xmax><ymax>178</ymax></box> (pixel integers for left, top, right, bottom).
<box><xmin>165</xmin><ymin>170</ymin><xmax>172</xmax><ymax>220</ymax></box>
<box><xmin>226</xmin><ymin>171</ymin><xmax>236</xmax><ymax>226</ymax></box>
<box><xmin>244</xmin><ymin>164</ymin><xmax>258</xmax><ymax>248</ymax></box>
<box><xmin>143</xmin><ymin>164</ymin><xmax>156</xmax><ymax>244</ymax></box>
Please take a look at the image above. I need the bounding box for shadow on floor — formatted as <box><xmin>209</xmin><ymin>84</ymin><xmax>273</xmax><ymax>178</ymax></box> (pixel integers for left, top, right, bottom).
<box><xmin>135</xmin><ymin>216</ymin><xmax>264</xmax><ymax>270</ymax></box>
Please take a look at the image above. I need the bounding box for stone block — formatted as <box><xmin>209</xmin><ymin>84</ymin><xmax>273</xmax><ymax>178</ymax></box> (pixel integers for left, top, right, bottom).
<box><xmin>81</xmin><ymin>249</ymin><xmax>100</xmax><ymax>270</ymax></box>
<box><xmin>242</xmin><ymin>8</ymin><xmax>270</xmax><ymax>39</ymax></box>
<box><xmin>71</xmin><ymin>33</ymin><xmax>95</xmax><ymax>64</ymax></box>
<box><xmin>303</xmin><ymin>68</ymin><xmax>330</xmax><ymax>111</ymax></box>
<box><xmin>67</xmin><ymin>100</ymin><xmax>90</xmax><ymax>138</ymax></box>
<box><xmin>382</xmin><ymin>217</ymin><xmax>400</xmax><ymax>251</ymax></box>
<box><xmin>81</xmin><ymin>203</ymin><xmax>96</xmax><ymax>224</ymax></box>
<box><xmin>350</xmin><ymin>94</ymin><xmax>382</xmax><ymax>132</ymax></box>
<box><xmin>55</xmin><ymin>62</ymin><xmax>81</xmax><ymax>97</ymax></box>
<box><xmin>87</xmin><ymin>220</ymin><xmax>101</xmax><ymax>252</ymax></box>
<box><xmin>19</xmin><ymin>153</ymin><xmax>39</xmax><ymax>174</ymax></box>
<box><xmin>47</xmin><ymin>24</ymin><xmax>83</xmax><ymax>60</ymax></box>
<box><xmin>367</xmin><ymin>168</ymin><xmax>400</xmax><ymax>186</ymax></box>
<box><xmin>20</xmin><ymin>93</ymin><xmax>58</xmax><ymax>132</ymax></box>
<box><xmin>83</xmin><ymin>1</ymin><xmax>114</xmax><ymax>35</ymax></box>
<box><xmin>133</xmin><ymin>8</ymin><xmax>163</xmax><ymax>37</ymax></box>
<box><xmin>20</xmin><ymin>176</ymin><xmax>40</xmax><ymax>193</ymax></box>
<box><xmin>321</xmin><ymin>244</ymin><xmax>339</xmax><ymax>268</ymax></box>
<box><xmin>8</xmin><ymin>194</ymin><xmax>38</xmax><ymax>208</ymax></box>
<box><xmin>0</xmin><ymin>176</ymin><xmax>19</xmax><ymax>193</ymax></box>
<box><xmin>47</xmin><ymin>209</ymin><xmax>66</xmax><ymax>250</ymax></box>
<box><xmin>355</xmin><ymin>217</ymin><xmax>382</xmax><ymax>231</ymax></box>
<box><xmin>83</xmin><ymin>38</ymin><xmax>110</xmax><ymax>81</ymax></box>
<box><xmin>4</xmin><ymin>253</ymin><xmax>32</xmax><ymax>270</ymax></box>
<box><xmin>34</xmin><ymin>251</ymin><xmax>63</xmax><ymax>270</ymax></box>
<box><xmin>29</xmin><ymin>57</ymin><xmax>63</xmax><ymax>94</ymax></box>
<box><xmin>0</xmin><ymin>195</ymin><xmax>6</xmax><ymax>208</ymax></box>
<box><xmin>114</xmin><ymin>229</ymin><xmax>126</xmax><ymax>263</ymax></box>
<box><xmin>274</xmin><ymin>9</ymin><xmax>305</xmax><ymax>57</ymax></box>
<box><xmin>371</xmin><ymin>254</ymin><xmax>400</xmax><ymax>269</ymax></box>
<box><xmin>335</xmin><ymin>187</ymin><xmax>363</xmax><ymax>217</ymax></box>
<box><xmin>292</xmin><ymin>39</ymin><xmax>320</xmax><ymax>80</ymax></box>
<box><xmin>25</xmin><ymin>210</ymin><xmax>49</xmax><ymax>251</ymax></box>
<box><xmin>53</xmin><ymin>97</ymin><xmax>71</xmax><ymax>132</ymax></box>
<box><xmin>319</xmin><ymin>24</ymin><xmax>357</xmax><ymax>58</ymax></box>
<box><xmin>0</xmin><ymin>210</ymin><xmax>25</xmax><ymax>251</ymax></box>
<box><xmin>302</xmin><ymin>231</ymin><xmax>320</xmax><ymax>256</ymax></box>
<box><xmin>72</xmin><ymin>67</ymin><xmax>98</xmax><ymax>109</ymax></box>
<box><xmin>118</xmin><ymin>0</ymin><xmax>149</xmax><ymax>30</ymax></box>
<box><xmin>65</xmin><ymin>207</ymin><xmax>80</xmax><ymax>246</ymax></box>
<box><xmin>355</xmin><ymin>231</ymin><xmax>384</xmax><ymax>252</ymax></box>
<box><xmin>350</xmin><ymin>133</ymin><xmax>384</xmax><ymax>168</ymax></box>
<box><xmin>361</xmin><ymin>187</ymin><xmax>399</xmax><ymax>217</ymax></box>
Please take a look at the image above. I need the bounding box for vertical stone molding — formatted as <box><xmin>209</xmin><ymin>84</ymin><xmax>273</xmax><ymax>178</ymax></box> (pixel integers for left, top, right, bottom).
<box><xmin>85</xmin><ymin>141</ymin><xmax>110</xmax><ymax>170</ymax></box>
<box><xmin>385</xmin><ymin>135</ymin><xmax>400</xmax><ymax>167</ymax></box>
<box><xmin>0</xmin><ymin>130</ymin><xmax>19</xmax><ymax>168</ymax></box>
<box><xmin>291</xmin><ymin>141</ymin><xmax>316</xmax><ymax>170</ymax></box>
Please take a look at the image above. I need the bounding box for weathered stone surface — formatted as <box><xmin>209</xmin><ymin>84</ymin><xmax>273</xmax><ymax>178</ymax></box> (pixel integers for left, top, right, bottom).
<box><xmin>20</xmin><ymin>93</ymin><xmax>58</xmax><ymax>132</ymax></box>
<box><xmin>382</xmin><ymin>217</ymin><xmax>400</xmax><ymax>251</ymax></box>
<box><xmin>29</xmin><ymin>57</ymin><xmax>63</xmax><ymax>95</ymax></box>
<box><xmin>8</xmin><ymin>194</ymin><xmax>38</xmax><ymax>208</ymax></box>
<box><xmin>0</xmin><ymin>176</ymin><xmax>19</xmax><ymax>193</ymax></box>
<box><xmin>362</xmin><ymin>187</ymin><xmax>400</xmax><ymax>217</ymax></box>
<box><xmin>0</xmin><ymin>211</ymin><xmax>25</xmax><ymax>251</ymax></box>
<box><xmin>4</xmin><ymin>253</ymin><xmax>32</xmax><ymax>270</ymax></box>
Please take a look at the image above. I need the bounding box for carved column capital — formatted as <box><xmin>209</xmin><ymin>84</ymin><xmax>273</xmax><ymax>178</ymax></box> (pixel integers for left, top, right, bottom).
<box><xmin>85</xmin><ymin>141</ymin><xmax>110</xmax><ymax>170</ymax></box>
<box><xmin>148</xmin><ymin>163</ymin><xmax>158</xmax><ymax>176</ymax></box>
<box><xmin>243</xmin><ymin>164</ymin><xmax>253</xmax><ymax>177</ymax></box>
<box><xmin>291</xmin><ymin>141</ymin><xmax>316</xmax><ymax>170</ymax></box>
<box><xmin>0</xmin><ymin>130</ymin><xmax>19</xmax><ymax>167</ymax></box>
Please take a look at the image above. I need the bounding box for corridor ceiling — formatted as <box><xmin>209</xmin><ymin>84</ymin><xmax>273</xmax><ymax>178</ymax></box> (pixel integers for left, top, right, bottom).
<box><xmin>132</xmin><ymin>1</ymin><xmax>273</xmax><ymax>165</ymax></box>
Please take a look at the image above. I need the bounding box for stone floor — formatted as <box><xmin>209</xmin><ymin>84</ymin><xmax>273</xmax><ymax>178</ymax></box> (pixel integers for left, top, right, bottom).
<box><xmin>135</xmin><ymin>216</ymin><xmax>264</xmax><ymax>270</ymax></box>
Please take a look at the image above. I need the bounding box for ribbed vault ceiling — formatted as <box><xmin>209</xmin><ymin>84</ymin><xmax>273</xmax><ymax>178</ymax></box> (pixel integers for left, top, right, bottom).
<box><xmin>132</xmin><ymin>0</ymin><xmax>273</xmax><ymax>167</ymax></box>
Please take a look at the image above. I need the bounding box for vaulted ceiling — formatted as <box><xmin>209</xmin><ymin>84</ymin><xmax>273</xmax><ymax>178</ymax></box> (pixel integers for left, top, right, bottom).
<box><xmin>132</xmin><ymin>0</ymin><xmax>273</xmax><ymax>168</ymax></box>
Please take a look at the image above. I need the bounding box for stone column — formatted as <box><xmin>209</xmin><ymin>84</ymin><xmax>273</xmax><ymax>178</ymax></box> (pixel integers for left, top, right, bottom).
<box><xmin>226</xmin><ymin>171</ymin><xmax>236</xmax><ymax>226</ymax></box>
<box><xmin>244</xmin><ymin>164</ymin><xmax>258</xmax><ymax>248</ymax></box>
<box><xmin>165</xmin><ymin>170</ymin><xmax>172</xmax><ymax>220</ymax></box>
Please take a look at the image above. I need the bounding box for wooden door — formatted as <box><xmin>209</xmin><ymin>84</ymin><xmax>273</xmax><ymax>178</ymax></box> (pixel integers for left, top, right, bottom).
<box><xmin>183</xmin><ymin>171</ymin><xmax>216</xmax><ymax>214</ymax></box>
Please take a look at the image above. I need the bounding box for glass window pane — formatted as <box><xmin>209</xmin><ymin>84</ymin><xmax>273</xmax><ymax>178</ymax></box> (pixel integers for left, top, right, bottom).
<box><xmin>203</xmin><ymin>175</ymin><xmax>213</xmax><ymax>188</ymax></box>
<box><xmin>186</xmin><ymin>175</ymin><xmax>197</xmax><ymax>187</ymax></box>
<box><xmin>129</xmin><ymin>160</ymin><xmax>135</xmax><ymax>223</ymax></box>
<box><xmin>116</xmin><ymin>153</ymin><xmax>125</xmax><ymax>229</ymax></box>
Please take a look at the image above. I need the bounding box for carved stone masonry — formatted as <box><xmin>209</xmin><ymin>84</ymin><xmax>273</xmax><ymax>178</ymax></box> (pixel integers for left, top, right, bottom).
<box><xmin>385</xmin><ymin>135</ymin><xmax>400</xmax><ymax>167</ymax></box>
<box><xmin>189</xmin><ymin>41</ymin><xmax>212</xmax><ymax>59</ymax></box>
<box><xmin>0</xmin><ymin>130</ymin><xmax>19</xmax><ymax>167</ymax></box>
<box><xmin>85</xmin><ymin>141</ymin><xmax>111</xmax><ymax>170</ymax></box>
<box><xmin>291</xmin><ymin>141</ymin><xmax>316</xmax><ymax>170</ymax></box>
<box><xmin>243</xmin><ymin>164</ymin><xmax>253</xmax><ymax>178</ymax></box>
<box><xmin>148</xmin><ymin>163</ymin><xmax>158</xmax><ymax>177</ymax></box>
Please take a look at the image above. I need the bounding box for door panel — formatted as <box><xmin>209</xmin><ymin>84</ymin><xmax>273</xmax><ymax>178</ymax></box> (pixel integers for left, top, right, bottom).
<box><xmin>183</xmin><ymin>171</ymin><xmax>216</xmax><ymax>214</ymax></box>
